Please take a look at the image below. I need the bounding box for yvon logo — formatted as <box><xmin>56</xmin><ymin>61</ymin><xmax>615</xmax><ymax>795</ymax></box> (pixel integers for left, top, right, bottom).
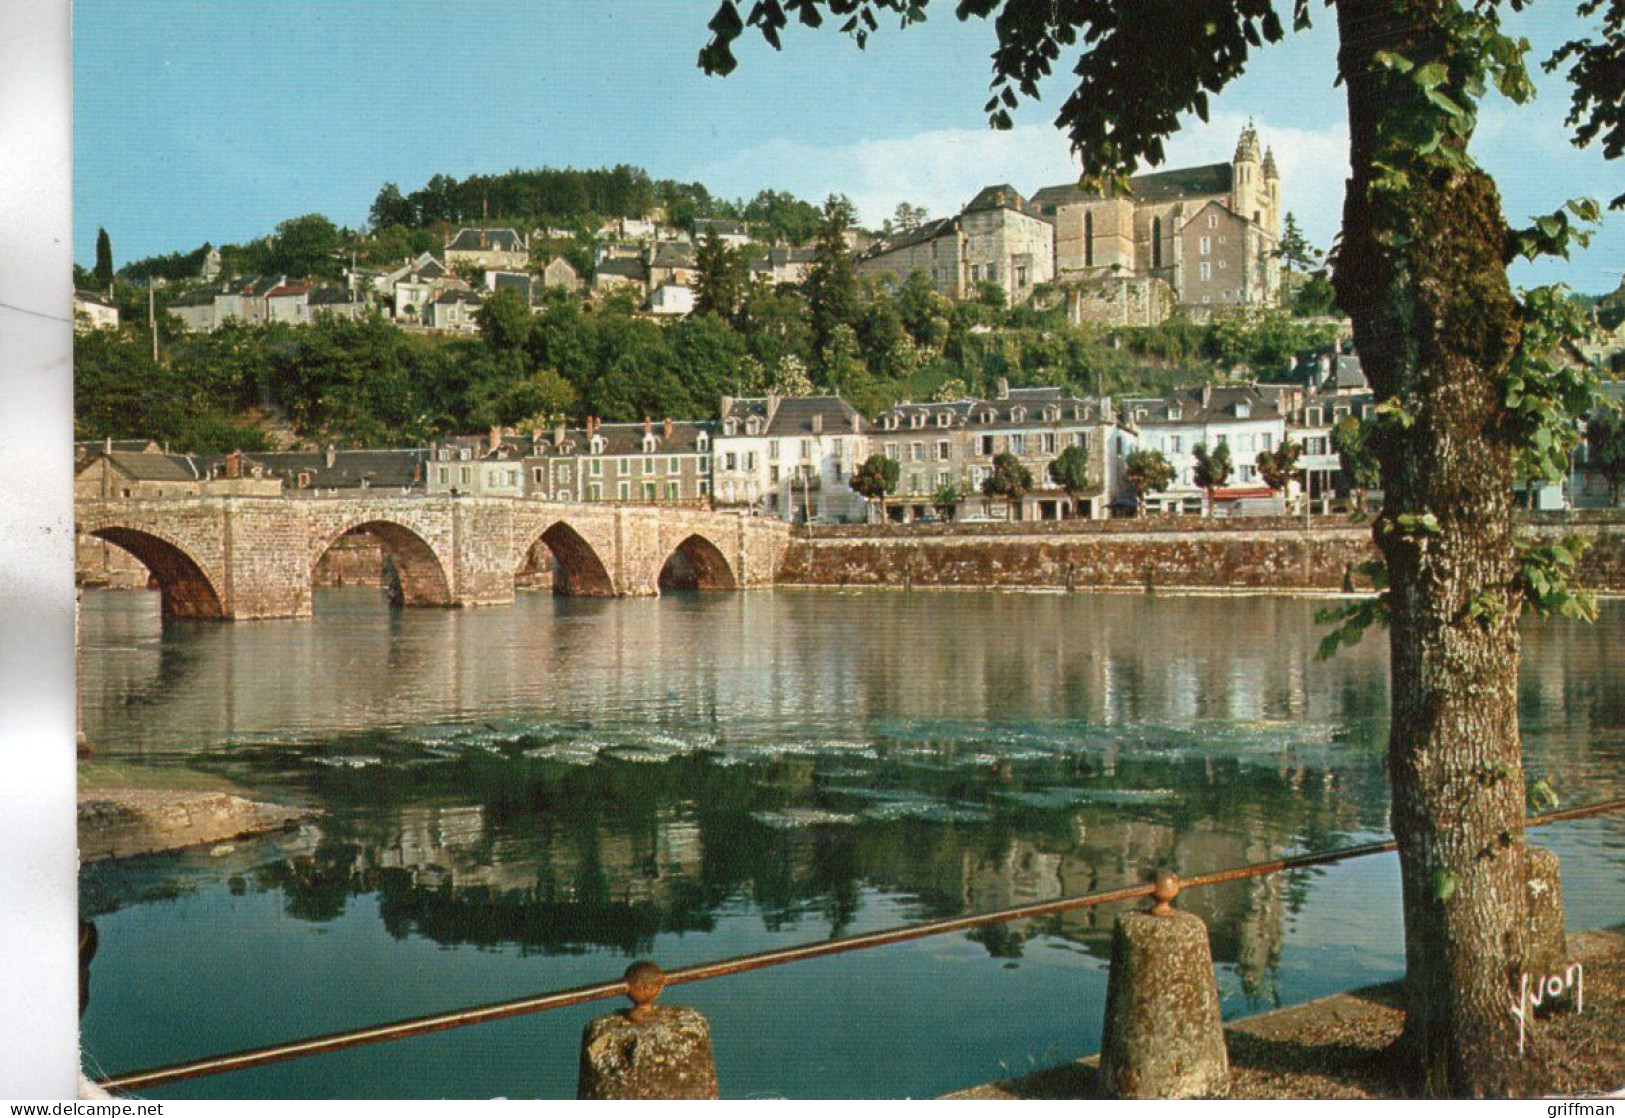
<box><xmin>1509</xmin><ymin>962</ymin><xmax>1584</xmax><ymax>1056</ymax></box>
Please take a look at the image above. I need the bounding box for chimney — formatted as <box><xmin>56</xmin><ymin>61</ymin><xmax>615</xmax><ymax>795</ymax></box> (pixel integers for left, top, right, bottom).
<box><xmin>850</xmin><ymin>412</ymin><xmax>861</xmax><ymax>433</ymax></box>
<box><xmin>644</xmin><ymin>416</ymin><xmax>653</xmax><ymax>436</ymax></box>
<box><xmin>664</xmin><ymin>417</ymin><xmax>674</xmax><ymax>440</ymax></box>
<box><xmin>811</xmin><ymin>414</ymin><xmax>823</xmax><ymax>434</ymax></box>
<box><xmin>554</xmin><ymin>421</ymin><xmax>567</xmax><ymax>447</ymax></box>
<box><xmin>766</xmin><ymin>392</ymin><xmax>780</xmax><ymax>419</ymax></box>
<box><xmin>997</xmin><ymin>377</ymin><xmax>1010</xmax><ymax>399</ymax></box>
<box><xmin>720</xmin><ymin>395</ymin><xmax>735</xmax><ymax>420</ymax></box>
<box><xmin>488</xmin><ymin>426</ymin><xmax>502</xmax><ymax>454</ymax></box>
<box><xmin>325</xmin><ymin>443</ymin><xmax>337</xmax><ymax>468</ymax></box>
<box><xmin>1202</xmin><ymin>384</ymin><xmax>1212</xmax><ymax>408</ymax></box>
<box><xmin>225</xmin><ymin>449</ymin><xmax>242</xmax><ymax>479</ymax></box>
<box><xmin>103</xmin><ymin>436</ymin><xmax>112</xmax><ymax>455</ymax></box>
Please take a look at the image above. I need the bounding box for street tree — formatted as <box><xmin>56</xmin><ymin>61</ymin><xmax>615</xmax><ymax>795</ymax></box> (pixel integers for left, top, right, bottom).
<box><xmin>1124</xmin><ymin>448</ymin><xmax>1176</xmax><ymax>515</ymax></box>
<box><xmin>1255</xmin><ymin>438</ymin><xmax>1303</xmax><ymax>495</ymax></box>
<box><xmin>93</xmin><ymin>227</ymin><xmax>114</xmax><ymax>290</ymax></box>
<box><xmin>851</xmin><ymin>452</ymin><xmax>900</xmax><ymax>521</ymax></box>
<box><xmin>931</xmin><ymin>483</ymin><xmax>962</xmax><ymax>520</ymax></box>
<box><xmin>982</xmin><ymin>451</ymin><xmax>1034</xmax><ymax>520</ymax></box>
<box><xmin>1192</xmin><ymin>440</ymin><xmax>1233</xmax><ymax>516</ymax></box>
<box><xmin>1047</xmin><ymin>443</ymin><xmax>1092</xmax><ymax>516</ymax></box>
<box><xmin>1585</xmin><ymin>407</ymin><xmax>1625</xmax><ymax>505</ymax></box>
<box><xmin>1332</xmin><ymin>415</ymin><xmax>1382</xmax><ymax>513</ymax></box>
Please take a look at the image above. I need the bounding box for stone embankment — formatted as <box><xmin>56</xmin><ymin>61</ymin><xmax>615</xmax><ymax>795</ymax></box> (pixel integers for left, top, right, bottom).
<box><xmin>780</xmin><ymin>513</ymin><xmax>1625</xmax><ymax>594</ymax></box>
<box><xmin>78</xmin><ymin>788</ymin><xmax>314</xmax><ymax>861</ymax></box>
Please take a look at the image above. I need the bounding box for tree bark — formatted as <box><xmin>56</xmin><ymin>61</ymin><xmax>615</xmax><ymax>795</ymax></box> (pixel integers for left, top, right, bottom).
<box><xmin>1333</xmin><ymin>0</ymin><xmax>1537</xmax><ymax>1097</ymax></box>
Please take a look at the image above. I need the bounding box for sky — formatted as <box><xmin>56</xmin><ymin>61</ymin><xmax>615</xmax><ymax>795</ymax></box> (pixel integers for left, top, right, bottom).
<box><xmin>74</xmin><ymin>0</ymin><xmax>1622</xmax><ymax>293</ymax></box>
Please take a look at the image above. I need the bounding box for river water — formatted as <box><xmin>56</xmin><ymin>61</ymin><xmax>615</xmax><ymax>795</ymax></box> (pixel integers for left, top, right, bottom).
<box><xmin>77</xmin><ymin>587</ymin><xmax>1625</xmax><ymax>1099</ymax></box>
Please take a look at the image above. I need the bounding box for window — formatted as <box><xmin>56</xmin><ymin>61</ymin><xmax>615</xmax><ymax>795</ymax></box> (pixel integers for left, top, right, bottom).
<box><xmin>911</xmin><ymin>413</ymin><xmax>925</xmax><ymax>429</ymax></box>
<box><xmin>937</xmin><ymin>471</ymin><xmax>951</xmax><ymax>489</ymax></box>
<box><xmin>699</xmin><ymin>455</ymin><xmax>710</xmax><ymax>473</ymax></box>
<box><xmin>833</xmin><ymin>461</ymin><xmax>844</xmax><ymax>481</ymax></box>
<box><xmin>1014</xmin><ymin>264</ymin><xmax>1027</xmax><ymax>287</ymax></box>
<box><xmin>937</xmin><ymin>413</ymin><xmax>951</xmax><ymax>428</ymax></box>
<box><xmin>559</xmin><ymin>465</ymin><xmax>571</xmax><ymax>482</ymax></box>
<box><xmin>1084</xmin><ymin>211</ymin><xmax>1094</xmax><ymax>267</ymax></box>
<box><xmin>1199</xmin><ymin>262</ymin><xmax>1212</xmax><ymax>281</ymax></box>
<box><xmin>1171</xmin><ymin>436</ymin><xmax>1183</xmax><ymax>454</ymax></box>
<box><xmin>590</xmin><ymin>459</ymin><xmax>602</xmax><ymax>477</ymax></box>
<box><xmin>1152</xmin><ymin>216</ymin><xmax>1163</xmax><ymax>268</ymax></box>
<box><xmin>1240</xmin><ymin>465</ymin><xmax>1256</xmax><ymax>482</ymax></box>
<box><xmin>697</xmin><ymin>434</ymin><xmax>709</xmax><ymax>452</ymax></box>
<box><xmin>910</xmin><ymin>442</ymin><xmax>924</xmax><ymax>462</ymax></box>
<box><xmin>1236</xmin><ymin>402</ymin><xmax>1251</xmax><ymax>419</ymax></box>
<box><xmin>532</xmin><ymin>467</ymin><xmax>544</xmax><ymax>484</ymax></box>
<box><xmin>744</xmin><ymin>452</ymin><xmax>756</xmax><ymax>471</ymax></box>
<box><xmin>618</xmin><ymin>459</ymin><xmax>631</xmax><ymax>476</ymax></box>
<box><xmin>768</xmin><ymin>440</ymin><xmax>780</xmax><ymax>461</ymax></box>
<box><xmin>884</xmin><ymin>442</ymin><xmax>900</xmax><ymax>460</ymax></box>
<box><xmin>507</xmin><ymin>469</ymin><xmax>519</xmax><ymax>487</ymax></box>
<box><xmin>668</xmin><ymin>456</ymin><xmax>680</xmax><ymax>473</ymax></box>
<box><xmin>832</xmin><ymin>438</ymin><xmax>844</xmax><ymax>458</ymax></box>
<box><xmin>1042</xmin><ymin>432</ymin><xmax>1057</xmax><ymax>454</ymax></box>
<box><xmin>909</xmin><ymin>473</ymin><xmax>924</xmax><ymax>494</ymax></box>
<box><xmin>1306</xmin><ymin>407</ymin><xmax>1323</xmax><ymax>426</ymax></box>
<box><xmin>769</xmin><ymin>465</ymin><xmax>780</xmax><ymax>483</ymax></box>
<box><xmin>588</xmin><ymin>483</ymin><xmax>601</xmax><ymax>501</ymax></box>
<box><xmin>936</xmin><ymin>440</ymin><xmax>951</xmax><ymax>461</ymax></box>
<box><xmin>1261</xmin><ymin>433</ymin><xmax>1273</xmax><ymax>451</ymax></box>
<box><xmin>618</xmin><ymin>481</ymin><xmax>631</xmax><ymax>501</ymax></box>
<box><xmin>699</xmin><ymin>479</ymin><xmax>711</xmax><ymax>496</ymax></box>
<box><xmin>1008</xmin><ymin>433</ymin><xmax>1025</xmax><ymax>454</ymax></box>
<box><xmin>643</xmin><ymin>481</ymin><xmax>658</xmax><ymax>502</ymax></box>
<box><xmin>725</xmin><ymin>452</ymin><xmax>737</xmax><ymax>471</ymax></box>
<box><xmin>438</xmin><ymin>467</ymin><xmax>449</xmax><ymax>485</ymax></box>
<box><xmin>666</xmin><ymin>481</ymin><xmax>681</xmax><ymax>501</ymax></box>
<box><xmin>643</xmin><ymin>456</ymin><xmax>656</xmax><ymax>475</ymax></box>
<box><xmin>1200</xmin><ymin>236</ymin><xmax>1212</xmax><ymax>255</ymax></box>
<box><xmin>459</xmin><ymin>466</ymin><xmax>471</xmax><ymax>485</ymax></box>
<box><xmin>1218</xmin><ymin>259</ymin><xmax>1227</xmax><ymax>270</ymax></box>
<box><xmin>980</xmin><ymin>435</ymin><xmax>995</xmax><ymax>456</ymax></box>
<box><xmin>801</xmin><ymin>439</ymin><xmax>814</xmax><ymax>459</ymax></box>
<box><xmin>1207</xmin><ymin>213</ymin><xmax>1218</xmax><ymax>229</ymax></box>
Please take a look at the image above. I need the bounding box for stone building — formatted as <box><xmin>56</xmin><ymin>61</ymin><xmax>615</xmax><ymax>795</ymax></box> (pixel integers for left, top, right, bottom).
<box><xmin>521</xmin><ymin>418</ymin><xmax>714</xmax><ymax>505</ymax></box>
<box><xmin>1031</xmin><ymin>123</ymin><xmax>1282</xmax><ymax>321</ymax></box>
<box><xmin>540</xmin><ymin>257</ymin><xmax>581</xmax><ymax>292</ymax></box>
<box><xmin>1121</xmin><ymin>383</ymin><xmax>1290</xmax><ymax>514</ymax></box>
<box><xmin>855</xmin><ymin>185</ymin><xmax>1055</xmax><ymax>307</ymax></box>
<box><xmin>714</xmin><ymin>395</ymin><xmax>868</xmax><ymax>522</ymax></box>
<box><xmin>870</xmin><ymin>383</ymin><xmax>1132</xmax><ymax>522</ymax></box>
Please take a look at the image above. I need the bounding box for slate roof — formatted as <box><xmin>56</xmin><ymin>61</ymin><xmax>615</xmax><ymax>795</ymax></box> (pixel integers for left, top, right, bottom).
<box><xmin>446</xmin><ymin>227</ymin><xmax>526</xmax><ymax>253</ymax></box>
<box><xmin>241</xmin><ymin>449</ymin><xmax>427</xmax><ymax>489</ymax></box>
<box><xmin>80</xmin><ymin>450</ymin><xmax>201</xmax><ymax>482</ymax></box>
<box><xmin>963</xmin><ymin>184</ymin><xmax>1029</xmax><ymax>214</ymax></box>
<box><xmin>434</xmin><ymin>290</ymin><xmax>482</xmax><ymax>306</ymax></box>
<box><xmin>1029</xmin><ymin>162</ymin><xmax>1235</xmax><ymax>214</ymax></box>
<box><xmin>650</xmin><ymin>242</ymin><xmax>697</xmax><ymax>269</ymax></box>
<box><xmin>529</xmin><ymin>420</ymin><xmax>714</xmax><ymax>458</ymax></box>
<box><xmin>859</xmin><ymin>216</ymin><xmax>960</xmax><ymax>261</ymax></box>
<box><xmin>1121</xmin><ymin>384</ymin><xmax>1287</xmax><ymax>427</ymax></box>
<box><xmin>168</xmin><ymin>286</ymin><xmax>220</xmax><ymax>308</ymax></box>
<box><xmin>693</xmin><ymin>218</ymin><xmax>747</xmax><ymax>237</ymax></box>
<box><xmin>74</xmin><ymin>290</ymin><xmax>115</xmax><ymax>308</ymax></box>
<box><xmin>309</xmin><ymin>285</ymin><xmax>362</xmax><ymax>306</ymax></box>
<box><xmin>489</xmin><ymin>272</ymin><xmax>536</xmax><ymax>300</ymax></box>
<box><xmin>594</xmin><ymin>256</ymin><xmax>648</xmax><ymax>281</ymax></box>
<box><xmin>873</xmin><ymin>388</ymin><xmax>1109</xmax><ymax>431</ymax></box>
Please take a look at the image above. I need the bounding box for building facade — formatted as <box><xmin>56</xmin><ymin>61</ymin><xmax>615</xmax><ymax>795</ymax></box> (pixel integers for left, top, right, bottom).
<box><xmin>714</xmin><ymin>395</ymin><xmax>868</xmax><ymax>522</ymax></box>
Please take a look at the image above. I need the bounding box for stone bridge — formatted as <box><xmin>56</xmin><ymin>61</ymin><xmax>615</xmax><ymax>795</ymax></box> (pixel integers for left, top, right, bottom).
<box><xmin>76</xmin><ymin>495</ymin><xmax>792</xmax><ymax>621</ymax></box>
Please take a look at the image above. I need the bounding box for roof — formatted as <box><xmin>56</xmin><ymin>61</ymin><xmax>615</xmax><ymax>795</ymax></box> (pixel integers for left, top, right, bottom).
<box><xmin>963</xmin><ymin>184</ymin><xmax>1027</xmax><ymax>214</ymax></box>
<box><xmin>1122</xmin><ymin>384</ymin><xmax>1287</xmax><ymax>427</ymax></box>
<box><xmin>650</xmin><ymin>242</ymin><xmax>697</xmax><ymax>269</ymax></box>
<box><xmin>490</xmin><ymin>272</ymin><xmax>536</xmax><ymax>299</ymax></box>
<box><xmin>434</xmin><ymin>290</ymin><xmax>482</xmax><ymax>306</ymax></box>
<box><xmin>859</xmin><ymin>216</ymin><xmax>959</xmax><ymax>260</ymax></box>
<box><xmin>243</xmin><ymin>449</ymin><xmax>427</xmax><ymax>489</ymax></box>
<box><xmin>529</xmin><ymin>420</ymin><xmax>714</xmax><ymax>457</ymax></box>
<box><xmin>873</xmin><ymin>389</ymin><xmax>1109</xmax><ymax>431</ymax></box>
<box><xmin>308</xmin><ymin>285</ymin><xmax>361</xmax><ymax>306</ymax></box>
<box><xmin>168</xmin><ymin>286</ymin><xmax>220</xmax><ymax>308</ymax></box>
<box><xmin>446</xmin><ymin>227</ymin><xmax>527</xmax><ymax>253</ymax></box>
<box><xmin>692</xmin><ymin>218</ymin><xmax>747</xmax><ymax>236</ymax></box>
<box><xmin>74</xmin><ymin>290</ymin><xmax>115</xmax><ymax>308</ymax></box>
<box><xmin>1029</xmin><ymin>162</ymin><xmax>1235</xmax><ymax>213</ymax></box>
<box><xmin>720</xmin><ymin>395</ymin><xmax>865</xmax><ymax>437</ymax></box>
<box><xmin>595</xmin><ymin>256</ymin><xmax>647</xmax><ymax>280</ymax></box>
<box><xmin>79</xmin><ymin>450</ymin><xmax>200</xmax><ymax>483</ymax></box>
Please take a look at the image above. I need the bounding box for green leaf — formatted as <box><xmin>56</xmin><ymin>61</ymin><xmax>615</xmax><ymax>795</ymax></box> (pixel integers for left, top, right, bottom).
<box><xmin>1433</xmin><ymin>869</ymin><xmax>1461</xmax><ymax>903</ymax></box>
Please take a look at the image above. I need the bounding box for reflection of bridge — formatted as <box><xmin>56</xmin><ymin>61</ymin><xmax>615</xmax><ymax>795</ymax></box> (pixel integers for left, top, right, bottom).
<box><xmin>76</xmin><ymin>495</ymin><xmax>791</xmax><ymax>620</ymax></box>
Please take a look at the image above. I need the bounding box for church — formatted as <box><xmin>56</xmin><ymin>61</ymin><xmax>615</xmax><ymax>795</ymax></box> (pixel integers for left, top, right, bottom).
<box><xmin>1028</xmin><ymin>122</ymin><xmax>1283</xmax><ymax>324</ymax></box>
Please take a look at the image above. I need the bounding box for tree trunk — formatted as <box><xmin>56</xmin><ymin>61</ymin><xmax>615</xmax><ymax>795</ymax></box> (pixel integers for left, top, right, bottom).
<box><xmin>1333</xmin><ymin>0</ymin><xmax>1536</xmax><ymax>1097</ymax></box>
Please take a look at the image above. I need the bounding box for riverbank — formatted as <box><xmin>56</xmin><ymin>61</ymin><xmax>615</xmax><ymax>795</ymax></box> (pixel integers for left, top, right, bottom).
<box><xmin>79</xmin><ymin>774</ymin><xmax>315</xmax><ymax>861</ymax></box>
<box><xmin>946</xmin><ymin>925</ymin><xmax>1625</xmax><ymax>1099</ymax></box>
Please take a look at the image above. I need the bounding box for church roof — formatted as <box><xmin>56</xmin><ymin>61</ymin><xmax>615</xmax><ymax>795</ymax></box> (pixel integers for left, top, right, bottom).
<box><xmin>1029</xmin><ymin>162</ymin><xmax>1235</xmax><ymax>213</ymax></box>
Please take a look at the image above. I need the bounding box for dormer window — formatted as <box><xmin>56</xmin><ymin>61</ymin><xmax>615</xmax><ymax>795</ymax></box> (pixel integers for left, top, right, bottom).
<box><xmin>591</xmin><ymin>436</ymin><xmax>606</xmax><ymax>455</ymax></box>
<box><xmin>724</xmin><ymin>419</ymin><xmax>737</xmax><ymax>436</ymax></box>
<box><xmin>884</xmin><ymin>415</ymin><xmax>898</xmax><ymax>430</ymax></box>
<box><xmin>911</xmin><ymin>412</ymin><xmax>925</xmax><ymax>429</ymax></box>
<box><xmin>643</xmin><ymin>435</ymin><xmax>658</xmax><ymax>453</ymax></box>
<box><xmin>1168</xmin><ymin>407</ymin><xmax>1182</xmax><ymax>422</ymax></box>
<box><xmin>746</xmin><ymin>417</ymin><xmax>762</xmax><ymax>435</ymax></box>
<box><xmin>1010</xmin><ymin>406</ymin><xmax>1026</xmax><ymax>423</ymax></box>
<box><xmin>1235</xmin><ymin>402</ymin><xmax>1251</xmax><ymax>419</ymax></box>
<box><xmin>981</xmin><ymin>411</ymin><xmax>995</xmax><ymax>424</ymax></box>
<box><xmin>697</xmin><ymin>434</ymin><xmax>710</xmax><ymax>452</ymax></box>
<box><xmin>1306</xmin><ymin>407</ymin><xmax>1323</xmax><ymax>426</ymax></box>
<box><xmin>438</xmin><ymin>448</ymin><xmax>452</xmax><ymax>461</ymax></box>
<box><xmin>459</xmin><ymin>448</ymin><xmax>471</xmax><ymax>461</ymax></box>
<box><xmin>1043</xmin><ymin>407</ymin><xmax>1058</xmax><ymax>421</ymax></box>
<box><xmin>936</xmin><ymin>413</ymin><xmax>950</xmax><ymax>428</ymax></box>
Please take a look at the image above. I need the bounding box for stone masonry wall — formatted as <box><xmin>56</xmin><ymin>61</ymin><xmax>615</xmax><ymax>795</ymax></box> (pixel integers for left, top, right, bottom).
<box><xmin>780</xmin><ymin>516</ymin><xmax>1625</xmax><ymax>593</ymax></box>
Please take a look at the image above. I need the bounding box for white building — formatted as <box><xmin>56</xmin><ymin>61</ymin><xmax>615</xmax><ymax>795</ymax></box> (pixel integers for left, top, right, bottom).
<box><xmin>1122</xmin><ymin>384</ymin><xmax>1289</xmax><ymax>514</ymax></box>
<box><xmin>72</xmin><ymin>290</ymin><xmax>119</xmax><ymax>331</ymax></box>
<box><xmin>646</xmin><ymin>283</ymin><xmax>695</xmax><ymax>317</ymax></box>
<box><xmin>715</xmin><ymin>395</ymin><xmax>869</xmax><ymax>523</ymax></box>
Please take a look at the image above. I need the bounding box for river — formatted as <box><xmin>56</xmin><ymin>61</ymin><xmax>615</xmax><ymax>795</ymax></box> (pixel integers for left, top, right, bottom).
<box><xmin>77</xmin><ymin>586</ymin><xmax>1625</xmax><ymax>1099</ymax></box>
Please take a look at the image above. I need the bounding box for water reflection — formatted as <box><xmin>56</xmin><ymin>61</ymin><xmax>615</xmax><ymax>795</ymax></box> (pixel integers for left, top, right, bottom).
<box><xmin>77</xmin><ymin>589</ymin><xmax>1625</xmax><ymax>1097</ymax></box>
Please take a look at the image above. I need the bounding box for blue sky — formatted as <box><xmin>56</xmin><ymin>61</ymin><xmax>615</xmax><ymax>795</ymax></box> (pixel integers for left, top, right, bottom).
<box><xmin>74</xmin><ymin>1</ymin><xmax>1621</xmax><ymax>293</ymax></box>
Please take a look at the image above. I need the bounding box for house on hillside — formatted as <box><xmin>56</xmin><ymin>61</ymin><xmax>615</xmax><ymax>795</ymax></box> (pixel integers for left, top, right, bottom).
<box><xmin>540</xmin><ymin>257</ymin><xmax>581</xmax><ymax>292</ymax></box>
<box><xmin>424</xmin><ymin>290</ymin><xmax>482</xmax><ymax>334</ymax></box>
<box><xmin>73</xmin><ymin>290</ymin><xmax>120</xmax><ymax>332</ymax></box>
<box><xmin>691</xmin><ymin>218</ymin><xmax>749</xmax><ymax>248</ymax></box>
<box><xmin>592</xmin><ymin>255</ymin><xmax>648</xmax><ymax>295</ymax></box>
<box><xmin>444</xmin><ymin>227</ymin><xmax>529</xmax><ymax>272</ymax></box>
<box><xmin>855</xmin><ymin>185</ymin><xmax>1053</xmax><ymax>307</ymax></box>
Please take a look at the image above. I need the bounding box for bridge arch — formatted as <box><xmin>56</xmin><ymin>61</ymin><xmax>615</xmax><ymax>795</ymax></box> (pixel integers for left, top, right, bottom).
<box><xmin>313</xmin><ymin>519</ymin><xmax>452</xmax><ymax>607</ymax></box>
<box><xmin>84</xmin><ymin>525</ymin><xmax>225</xmax><ymax>620</ymax></box>
<box><xmin>518</xmin><ymin>521</ymin><xmax>617</xmax><ymax>597</ymax></box>
<box><xmin>658</xmin><ymin>533</ymin><xmax>738</xmax><ymax>593</ymax></box>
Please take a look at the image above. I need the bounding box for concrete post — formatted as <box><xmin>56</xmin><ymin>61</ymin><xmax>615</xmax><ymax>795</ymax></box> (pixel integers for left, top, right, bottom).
<box><xmin>1525</xmin><ymin>845</ymin><xmax>1568</xmax><ymax>975</ymax></box>
<box><xmin>1097</xmin><ymin>871</ymin><xmax>1229</xmax><ymax>1099</ymax></box>
<box><xmin>578</xmin><ymin>962</ymin><xmax>720</xmax><ymax>1100</ymax></box>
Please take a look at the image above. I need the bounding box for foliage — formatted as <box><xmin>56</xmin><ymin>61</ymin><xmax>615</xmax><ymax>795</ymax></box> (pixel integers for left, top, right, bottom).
<box><xmin>1209</xmin><ymin>309</ymin><xmax>1339</xmax><ymax>374</ymax></box>
<box><xmin>1254</xmin><ymin>438</ymin><xmax>1301</xmax><ymax>492</ymax></box>
<box><xmin>694</xmin><ymin>231</ymin><xmax>748</xmax><ymax>320</ymax></box>
<box><xmin>1502</xmin><ymin>285</ymin><xmax>1601</xmax><ymax>482</ymax></box>
<box><xmin>805</xmin><ymin>195</ymin><xmax>861</xmax><ymax>371</ymax></box>
<box><xmin>268</xmin><ymin>214</ymin><xmax>345</xmax><ymax>280</ymax></box>
<box><xmin>93</xmin><ymin>228</ymin><xmax>114</xmax><ymax>290</ymax></box>
<box><xmin>1585</xmin><ymin>404</ymin><xmax>1625</xmax><ymax>502</ymax></box>
<box><xmin>1331</xmin><ymin>416</ymin><xmax>1381</xmax><ymax>493</ymax></box>
<box><xmin>850</xmin><ymin>452</ymin><xmax>899</xmax><ymax>506</ymax></box>
<box><xmin>1192</xmin><ymin>441</ymin><xmax>1232</xmax><ymax>494</ymax></box>
<box><xmin>982</xmin><ymin>452</ymin><xmax>1034</xmax><ymax>506</ymax></box>
<box><xmin>1046</xmin><ymin>443</ymin><xmax>1091</xmax><ymax>498</ymax></box>
<box><xmin>1517</xmin><ymin>536</ymin><xmax>1598</xmax><ymax>621</ymax></box>
<box><xmin>931</xmin><ymin>484</ymin><xmax>962</xmax><ymax>515</ymax></box>
<box><xmin>1124</xmin><ymin>448</ymin><xmax>1175</xmax><ymax>511</ymax></box>
<box><xmin>474</xmin><ymin>289</ymin><xmax>534</xmax><ymax>353</ymax></box>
